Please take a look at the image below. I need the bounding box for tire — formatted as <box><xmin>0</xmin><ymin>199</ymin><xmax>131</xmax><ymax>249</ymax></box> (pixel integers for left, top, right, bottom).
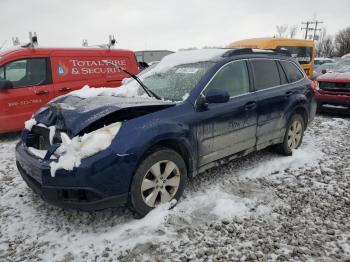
<box><xmin>277</xmin><ymin>114</ymin><xmax>305</xmax><ymax>156</ymax></box>
<box><xmin>129</xmin><ymin>147</ymin><xmax>187</xmax><ymax>217</ymax></box>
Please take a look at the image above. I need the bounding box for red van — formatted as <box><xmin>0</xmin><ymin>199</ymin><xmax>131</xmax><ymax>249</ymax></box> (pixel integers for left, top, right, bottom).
<box><xmin>0</xmin><ymin>47</ymin><xmax>139</xmax><ymax>133</ymax></box>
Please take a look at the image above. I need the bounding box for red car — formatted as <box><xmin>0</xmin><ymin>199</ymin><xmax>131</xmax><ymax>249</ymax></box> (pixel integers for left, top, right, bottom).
<box><xmin>315</xmin><ymin>57</ymin><xmax>350</xmax><ymax>113</ymax></box>
<box><xmin>0</xmin><ymin>47</ymin><xmax>139</xmax><ymax>133</ymax></box>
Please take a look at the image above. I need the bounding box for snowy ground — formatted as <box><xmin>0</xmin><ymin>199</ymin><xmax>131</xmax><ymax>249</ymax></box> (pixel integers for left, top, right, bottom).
<box><xmin>0</xmin><ymin>114</ymin><xmax>349</xmax><ymax>261</ymax></box>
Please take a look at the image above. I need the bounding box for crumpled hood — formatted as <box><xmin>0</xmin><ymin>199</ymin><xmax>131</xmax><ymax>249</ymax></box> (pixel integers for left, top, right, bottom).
<box><xmin>34</xmin><ymin>95</ymin><xmax>175</xmax><ymax>136</ymax></box>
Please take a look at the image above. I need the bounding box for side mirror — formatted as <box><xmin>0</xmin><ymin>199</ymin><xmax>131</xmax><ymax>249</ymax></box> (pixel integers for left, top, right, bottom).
<box><xmin>0</xmin><ymin>80</ymin><xmax>13</xmax><ymax>90</ymax></box>
<box><xmin>205</xmin><ymin>89</ymin><xmax>230</xmax><ymax>104</ymax></box>
<box><xmin>321</xmin><ymin>69</ymin><xmax>327</xmax><ymax>74</ymax></box>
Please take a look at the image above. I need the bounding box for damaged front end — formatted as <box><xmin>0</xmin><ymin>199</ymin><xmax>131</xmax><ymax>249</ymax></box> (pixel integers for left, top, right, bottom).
<box><xmin>22</xmin><ymin>94</ymin><xmax>175</xmax><ymax>176</ymax></box>
<box><xmin>16</xmin><ymin>94</ymin><xmax>176</xmax><ymax>210</ymax></box>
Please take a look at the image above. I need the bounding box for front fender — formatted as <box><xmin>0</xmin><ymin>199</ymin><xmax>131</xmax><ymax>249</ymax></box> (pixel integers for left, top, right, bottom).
<box><xmin>110</xmin><ymin>117</ymin><xmax>197</xmax><ymax>175</ymax></box>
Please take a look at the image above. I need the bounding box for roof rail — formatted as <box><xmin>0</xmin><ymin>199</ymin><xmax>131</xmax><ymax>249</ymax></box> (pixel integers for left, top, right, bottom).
<box><xmin>223</xmin><ymin>48</ymin><xmax>292</xmax><ymax>57</ymax></box>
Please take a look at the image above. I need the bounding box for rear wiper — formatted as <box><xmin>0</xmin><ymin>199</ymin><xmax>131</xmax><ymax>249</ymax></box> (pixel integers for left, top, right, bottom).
<box><xmin>102</xmin><ymin>60</ymin><xmax>161</xmax><ymax>100</ymax></box>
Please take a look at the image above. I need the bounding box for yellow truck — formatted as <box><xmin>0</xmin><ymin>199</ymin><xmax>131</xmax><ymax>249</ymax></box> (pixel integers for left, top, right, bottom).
<box><xmin>227</xmin><ymin>38</ymin><xmax>315</xmax><ymax>78</ymax></box>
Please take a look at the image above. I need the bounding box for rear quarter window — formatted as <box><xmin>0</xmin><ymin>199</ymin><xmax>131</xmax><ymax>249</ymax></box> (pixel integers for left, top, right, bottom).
<box><xmin>251</xmin><ymin>59</ymin><xmax>280</xmax><ymax>90</ymax></box>
<box><xmin>280</xmin><ymin>61</ymin><xmax>304</xmax><ymax>83</ymax></box>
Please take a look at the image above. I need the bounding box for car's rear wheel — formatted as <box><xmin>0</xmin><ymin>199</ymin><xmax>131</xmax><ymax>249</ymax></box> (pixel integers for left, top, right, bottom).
<box><xmin>129</xmin><ymin>147</ymin><xmax>187</xmax><ymax>217</ymax></box>
<box><xmin>277</xmin><ymin>114</ymin><xmax>305</xmax><ymax>156</ymax></box>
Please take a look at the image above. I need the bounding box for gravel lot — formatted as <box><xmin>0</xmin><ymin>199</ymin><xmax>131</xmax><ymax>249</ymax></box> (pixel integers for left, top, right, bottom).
<box><xmin>0</xmin><ymin>114</ymin><xmax>349</xmax><ymax>261</ymax></box>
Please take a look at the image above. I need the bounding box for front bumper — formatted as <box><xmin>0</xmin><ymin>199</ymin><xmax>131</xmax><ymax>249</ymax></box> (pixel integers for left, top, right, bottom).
<box><xmin>315</xmin><ymin>91</ymin><xmax>350</xmax><ymax>113</ymax></box>
<box><xmin>15</xmin><ymin>142</ymin><xmax>136</xmax><ymax>211</ymax></box>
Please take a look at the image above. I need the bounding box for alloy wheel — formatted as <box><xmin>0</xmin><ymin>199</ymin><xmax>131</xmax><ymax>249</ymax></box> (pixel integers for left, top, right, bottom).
<box><xmin>141</xmin><ymin>160</ymin><xmax>181</xmax><ymax>207</ymax></box>
<box><xmin>287</xmin><ymin>120</ymin><xmax>303</xmax><ymax>150</ymax></box>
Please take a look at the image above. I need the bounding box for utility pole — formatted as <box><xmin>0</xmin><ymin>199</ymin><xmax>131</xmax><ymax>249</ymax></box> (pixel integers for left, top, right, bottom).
<box><xmin>301</xmin><ymin>21</ymin><xmax>311</xmax><ymax>40</ymax></box>
<box><xmin>301</xmin><ymin>20</ymin><xmax>324</xmax><ymax>40</ymax></box>
<box><xmin>313</xmin><ymin>20</ymin><xmax>323</xmax><ymax>40</ymax></box>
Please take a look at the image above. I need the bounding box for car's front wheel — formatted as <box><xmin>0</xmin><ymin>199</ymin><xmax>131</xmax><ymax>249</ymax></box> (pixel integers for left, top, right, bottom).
<box><xmin>129</xmin><ymin>147</ymin><xmax>187</xmax><ymax>217</ymax></box>
<box><xmin>277</xmin><ymin>114</ymin><xmax>305</xmax><ymax>156</ymax></box>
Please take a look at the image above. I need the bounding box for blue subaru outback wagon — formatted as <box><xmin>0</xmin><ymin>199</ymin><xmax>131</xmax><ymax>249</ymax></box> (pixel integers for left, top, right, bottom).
<box><xmin>16</xmin><ymin>48</ymin><xmax>317</xmax><ymax>216</ymax></box>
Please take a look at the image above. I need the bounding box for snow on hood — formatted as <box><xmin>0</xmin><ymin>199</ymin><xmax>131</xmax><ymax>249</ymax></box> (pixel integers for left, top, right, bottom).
<box><xmin>317</xmin><ymin>72</ymin><xmax>350</xmax><ymax>82</ymax></box>
<box><xmin>34</xmin><ymin>95</ymin><xmax>174</xmax><ymax>136</ymax></box>
<box><xmin>68</xmin><ymin>85</ymin><xmax>148</xmax><ymax>99</ymax></box>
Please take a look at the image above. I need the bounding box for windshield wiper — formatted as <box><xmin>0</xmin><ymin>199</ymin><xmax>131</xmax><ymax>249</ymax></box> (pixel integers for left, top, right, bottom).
<box><xmin>102</xmin><ymin>60</ymin><xmax>161</xmax><ymax>100</ymax></box>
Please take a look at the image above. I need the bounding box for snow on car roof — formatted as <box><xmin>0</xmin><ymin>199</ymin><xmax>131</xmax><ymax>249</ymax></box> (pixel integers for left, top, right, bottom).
<box><xmin>151</xmin><ymin>48</ymin><xmax>228</xmax><ymax>72</ymax></box>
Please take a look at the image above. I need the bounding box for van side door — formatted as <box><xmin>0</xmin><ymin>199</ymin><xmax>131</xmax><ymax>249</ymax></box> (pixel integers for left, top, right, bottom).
<box><xmin>50</xmin><ymin>52</ymin><xmax>107</xmax><ymax>95</ymax></box>
<box><xmin>103</xmin><ymin>50</ymin><xmax>139</xmax><ymax>87</ymax></box>
<box><xmin>0</xmin><ymin>58</ymin><xmax>54</xmax><ymax>132</ymax></box>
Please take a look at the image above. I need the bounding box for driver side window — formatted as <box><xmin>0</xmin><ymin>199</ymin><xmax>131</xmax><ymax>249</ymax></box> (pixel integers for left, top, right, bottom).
<box><xmin>205</xmin><ymin>60</ymin><xmax>250</xmax><ymax>97</ymax></box>
<box><xmin>2</xmin><ymin>58</ymin><xmax>48</xmax><ymax>88</ymax></box>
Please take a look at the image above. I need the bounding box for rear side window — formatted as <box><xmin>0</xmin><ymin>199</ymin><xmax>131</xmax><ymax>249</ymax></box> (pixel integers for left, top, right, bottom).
<box><xmin>277</xmin><ymin>62</ymin><xmax>288</xmax><ymax>85</ymax></box>
<box><xmin>251</xmin><ymin>59</ymin><xmax>280</xmax><ymax>90</ymax></box>
<box><xmin>205</xmin><ymin>60</ymin><xmax>250</xmax><ymax>97</ymax></box>
<box><xmin>2</xmin><ymin>58</ymin><xmax>49</xmax><ymax>88</ymax></box>
<box><xmin>280</xmin><ymin>61</ymin><xmax>304</xmax><ymax>83</ymax></box>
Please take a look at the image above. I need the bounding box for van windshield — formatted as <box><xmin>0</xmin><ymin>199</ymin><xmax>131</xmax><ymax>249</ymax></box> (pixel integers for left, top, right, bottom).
<box><xmin>276</xmin><ymin>46</ymin><xmax>313</xmax><ymax>64</ymax></box>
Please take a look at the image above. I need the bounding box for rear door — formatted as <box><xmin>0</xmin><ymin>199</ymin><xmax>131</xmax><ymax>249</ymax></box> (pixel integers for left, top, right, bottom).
<box><xmin>250</xmin><ymin>58</ymin><xmax>293</xmax><ymax>149</ymax></box>
<box><xmin>0</xmin><ymin>58</ymin><xmax>54</xmax><ymax>132</ymax></box>
<box><xmin>196</xmin><ymin>60</ymin><xmax>257</xmax><ymax>166</ymax></box>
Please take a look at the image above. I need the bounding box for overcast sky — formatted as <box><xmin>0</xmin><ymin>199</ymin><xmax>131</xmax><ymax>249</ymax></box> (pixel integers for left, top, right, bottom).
<box><xmin>1</xmin><ymin>0</ymin><xmax>349</xmax><ymax>51</ymax></box>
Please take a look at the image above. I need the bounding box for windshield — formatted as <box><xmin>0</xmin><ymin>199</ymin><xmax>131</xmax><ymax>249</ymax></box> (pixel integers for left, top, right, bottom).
<box><xmin>333</xmin><ymin>59</ymin><xmax>350</xmax><ymax>73</ymax></box>
<box><xmin>125</xmin><ymin>61</ymin><xmax>214</xmax><ymax>101</ymax></box>
<box><xmin>276</xmin><ymin>46</ymin><xmax>313</xmax><ymax>64</ymax></box>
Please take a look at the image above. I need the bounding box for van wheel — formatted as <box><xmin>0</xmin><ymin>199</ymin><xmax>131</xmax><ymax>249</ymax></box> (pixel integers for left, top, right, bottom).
<box><xmin>129</xmin><ymin>147</ymin><xmax>187</xmax><ymax>217</ymax></box>
<box><xmin>277</xmin><ymin>114</ymin><xmax>305</xmax><ymax>156</ymax></box>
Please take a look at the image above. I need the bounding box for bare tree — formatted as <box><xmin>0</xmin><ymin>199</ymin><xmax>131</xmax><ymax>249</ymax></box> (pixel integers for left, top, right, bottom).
<box><xmin>289</xmin><ymin>25</ymin><xmax>298</xmax><ymax>39</ymax></box>
<box><xmin>276</xmin><ymin>25</ymin><xmax>288</xmax><ymax>38</ymax></box>
<box><xmin>316</xmin><ymin>29</ymin><xmax>335</xmax><ymax>57</ymax></box>
<box><xmin>334</xmin><ymin>27</ymin><xmax>350</xmax><ymax>56</ymax></box>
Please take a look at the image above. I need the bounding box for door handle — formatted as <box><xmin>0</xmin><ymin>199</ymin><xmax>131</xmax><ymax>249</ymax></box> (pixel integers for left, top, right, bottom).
<box><xmin>58</xmin><ymin>87</ymin><xmax>71</xmax><ymax>92</ymax></box>
<box><xmin>285</xmin><ymin>91</ymin><xmax>294</xmax><ymax>97</ymax></box>
<box><xmin>245</xmin><ymin>101</ymin><xmax>257</xmax><ymax>110</ymax></box>
<box><xmin>35</xmin><ymin>90</ymin><xmax>49</xmax><ymax>95</ymax></box>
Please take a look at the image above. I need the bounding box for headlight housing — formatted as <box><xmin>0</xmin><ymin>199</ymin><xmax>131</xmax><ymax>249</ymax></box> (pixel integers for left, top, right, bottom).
<box><xmin>50</xmin><ymin>122</ymin><xmax>122</xmax><ymax>177</ymax></box>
